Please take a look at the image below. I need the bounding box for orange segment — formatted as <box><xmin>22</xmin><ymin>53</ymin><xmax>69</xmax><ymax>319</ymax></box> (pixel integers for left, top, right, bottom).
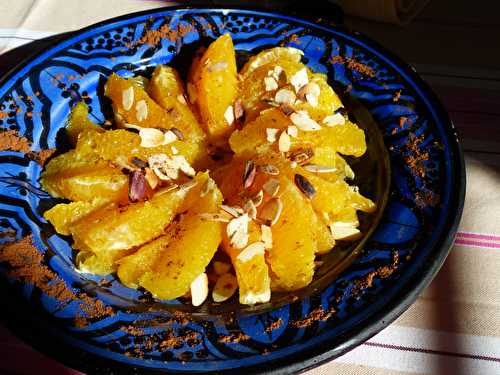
<box><xmin>66</xmin><ymin>102</ymin><xmax>103</xmax><ymax>146</ymax></box>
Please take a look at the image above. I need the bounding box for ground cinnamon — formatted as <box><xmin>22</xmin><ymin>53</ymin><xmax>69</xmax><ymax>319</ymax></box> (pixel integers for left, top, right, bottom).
<box><xmin>290</xmin><ymin>306</ymin><xmax>335</xmax><ymax>328</ymax></box>
<box><xmin>330</xmin><ymin>55</ymin><xmax>375</xmax><ymax>78</ymax></box>
<box><xmin>133</xmin><ymin>21</ymin><xmax>194</xmax><ymax>48</ymax></box>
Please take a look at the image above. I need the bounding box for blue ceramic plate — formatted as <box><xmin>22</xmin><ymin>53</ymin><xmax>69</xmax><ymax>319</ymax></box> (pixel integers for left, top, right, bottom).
<box><xmin>0</xmin><ymin>6</ymin><xmax>465</xmax><ymax>374</ymax></box>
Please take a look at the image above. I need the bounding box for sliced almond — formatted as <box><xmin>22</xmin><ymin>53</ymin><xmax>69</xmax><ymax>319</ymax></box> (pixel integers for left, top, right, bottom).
<box><xmin>329</xmin><ymin>222</ymin><xmax>361</xmax><ymax>240</ymax></box>
<box><xmin>244</xmin><ymin>199</ymin><xmax>257</xmax><ymax>220</ymax></box>
<box><xmin>297</xmin><ymin>82</ymin><xmax>320</xmax><ymax>107</ymax></box>
<box><xmin>123</xmin><ymin>122</ymin><xmax>142</xmax><ymax>131</ymax></box>
<box><xmin>212</xmin><ymin>273</ymin><xmax>237</xmax><ymax>303</ymax></box>
<box><xmin>162</xmin><ymin>130</ymin><xmax>178</xmax><ymax>145</ymax></box>
<box><xmin>213</xmin><ymin>261</ymin><xmax>231</xmax><ymax>276</ymax></box>
<box><xmin>190</xmin><ymin>272</ymin><xmax>209</xmax><ymax>307</ymax></box>
<box><xmin>237</xmin><ymin>242</ymin><xmax>265</xmax><ymax>263</ymax></box>
<box><xmin>243</xmin><ymin>160</ymin><xmax>256</xmax><ymax>189</ymax></box>
<box><xmin>278</xmin><ymin>131</ymin><xmax>291</xmax><ymax>152</ymax></box>
<box><xmin>139</xmin><ymin>128</ymin><xmax>166</xmax><ymax>148</ymax></box>
<box><xmin>177</xmin><ymin>94</ymin><xmax>187</xmax><ymax>105</ymax></box>
<box><xmin>263</xmin><ymin>178</ymin><xmax>280</xmax><ymax>197</ymax></box>
<box><xmin>135</xmin><ymin>100</ymin><xmax>148</xmax><ymax>121</ymax></box>
<box><xmin>250</xmin><ymin>190</ymin><xmax>264</xmax><ymax>207</ymax></box>
<box><xmin>122</xmin><ymin>86</ymin><xmax>134</xmax><ymax>110</ymax></box>
<box><xmin>169</xmin><ymin>127</ymin><xmax>185</xmax><ymax>141</ymax></box>
<box><xmin>227</xmin><ymin>213</ymin><xmax>250</xmax><ymax>249</ymax></box>
<box><xmin>266</xmin><ymin>128</ymin><xmax>279</xmax><ymax>143</ymax></box>
<box><xmin>303</xmin><ymin>164</ymin><xmax>337</xmax><ymax>173</ymax></box>
<box><xmin>268</xmin><ymin>65</ymin><xmax>284</xmax><ymax>82</ymax></box>
<box><xmin>231</xmin><ymin>230</ymin><xmax>249</xmax><ymax>249</ymax></box>
<box><xmin>220</xmin><ymin>205</ymin><xmax>243</xmax><ymax>218</ymax></box>
<box><xmin>280</xmin><ymin>103</ymin><xmax>295</xmax><ymax>116</ymax></box>
<box><xmin>290</xmin><ymin>67</ymin><xmax>309</xmax><ymax>92</ymax></box>
<box><xmin>275</xmin><ymin>88</ymin><xmax>296</xmax><ymax>105</ymax></box>
<box><xmin>288</xmin><ymin>148</ymin><xmax>314</xmax><ymax>165</ymax></box>
<box><xmin>264</xmin><ymin>76</ymin><xmax>278</xmax><ymax>91</ymax></box>
<box><xmin>259</xmin><ymin>164</ymin><xmax>280</xmax><ymax>176</ymax></box>
<box><xmin>290</xmin><ymin>111</ymin><xmax>321</xmax><ymax>131</ymax></box>
<box><xmin>224</xmin><ymin>105</ymin><xmax>235</xmax><ymax>126</ymax></box>
<box><xmin>287</xmin><ymin>125</ymin><xmax>298</xmax><ymax>138</ymax></box>
<box><xmin>144</xmin><ymin>167</ymin><xmax>159</xmax><ymax>189</ymax></box>
<box><xmin>198</xmin><ymin>213</ymin><xmax>230</xmax><ymax>222</ymax></box>
<box><xmin>323</xmin><ymin>112</ymin><xmax>346</xmax><ymax>127</ymax></box>
<box><xmin>173</xmin><ymin>155</ymin><xmax>195</xmax><ymax>176</ymax></box>
<box><xmin>294</xmin><ymin>173</ymin><xmax>316</xmax><ymax>199</ymax></box>
<box><xmin>260</xmin><ymin>224</ymin><xmax>273</xmax><ymax>249</ymax></box>
<box><xmin>259</xmin><ymin>197</ymin><xmax>283</xmax><ymax>226</ymax></box>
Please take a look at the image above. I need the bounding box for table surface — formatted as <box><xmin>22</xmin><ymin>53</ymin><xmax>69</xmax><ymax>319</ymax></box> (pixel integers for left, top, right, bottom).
<box><xmin>1</xmin><ymin>1</ymin><xmax>499</xmax><ymax>374</ymax></box>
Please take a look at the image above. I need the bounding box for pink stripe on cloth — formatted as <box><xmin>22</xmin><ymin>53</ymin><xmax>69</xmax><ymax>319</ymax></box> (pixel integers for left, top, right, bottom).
<box><xmin>456</xmin><ymin>231</ymin><xmax>500</xmax><ymax>241</ymax></box>
<box><xmin>454</xmin><ymin>238</ymin><xmax>500</xmax><ymax>249</ymax></box>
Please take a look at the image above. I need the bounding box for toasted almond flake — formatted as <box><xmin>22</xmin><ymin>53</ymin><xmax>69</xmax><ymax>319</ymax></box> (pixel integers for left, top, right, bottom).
<box><xmin>278</xmin><ymin>131</ymin><xmax>291</xmax><ymax>152</ymax></box>
<box><xmin>234</xmin><ymin>98</ymin><xmax>244</xmax><ymax>120</ymax></box>
<box><xmin>208</xmin><ymin>61</ymin><xmax>228</xmax><ymax>72</ymax></box>
<box><xmin>263</xmin><ymin>178</ymin><xmax>280</xmax><ymax>197</ymax></box>
<box><xmin>231</xmin><ymin>230</ymin><xmax>249</xmax><ymax>249</ymax></box>
<box><xmin>212</xmin><ymin>273</ymin><xmax>237</xmax><ymax>302</ymax></box>
<box><xmin>250</xmin><ymin>190</ymin><xmax>264</xmax><ymax>207</ymax></box>
<box><xmin>243</xmin><ymin>160</ymin><xmax>256</xmax><ymax>189</ymax></box>
<box><xmin>259</xmin><ymin>197</ymin><xmax>283</xmax><ymax>226</ymax></box>
<box><xmin>123</xmin><ymin>122</ymin><xmax>142</xmax><ymax>131</ymax></box>
<box><xmin>240</xmin><ymin>288</ymin><xmax>271</xmax><ymax>305</ymax></box>
<box><xmin>135</xmin><ymin>100</ymin><xmax>148</xmax><ymax>121</ymax></box>
<box><xmin>173</xmin><ymin>155</ymin><xmax>195</xmax><ymax>176</ymax></box>
<box><xmin>170</xmin><ymin>146</ymin><xmax>178</xmax><ymax>155</ymax></box>
<box><xmin>323</xmin><ymin>112</ymin><xmax>346</xmax><ymax>127</ymax></box>
<box><xmin>345</xmin><ymin>164</ymin><xmax>355</xmax><ymax>179</ymax></box>
<box><xmin>287</xmin><ymin>125</ymin><xmax>298</xmax><ymax>138</ymax></box>
<box><xmin>190</xmin><ymin>272</ymin><xmax>209</xmax><ymax>307</ymax></box>
<box><xmin>259</xmin><ymin>164</ymin><xmax>280</xmax><ymax>175</ymax></box>
<box><xmin>260</xmin><ymin>225</ymin><xmax>273</xmax><ymax>249</ymax></box>
<box><xmin>290</xmin><ymin>67</ymin><xmax>309</xmax><ymax>92</ymax></box>
<box><xmin>305</xmin><ymin>93</ymin><xmax>319</xmax><ymax>107</ymax></box>
<box><xmin>187</xmin><ymin>82</ymin><xmax>197</xmax><ymax>103</ymax></box>
<box><xmin>170</xmin><ymin>127</ymin><xmax>185</xmax><ymax>140</ymax></box>
<box><xmin>244</xmin><ymin>199</ymin><xmax>257</xmax><ymax>220</ymax></box>
<box><xmin>148</xmin><ymin>154</ymin><xmax>194</xmax><ymax>180</ymax></box>
<box><xmin>275</xmin><ymin>88</ymin><xmax>296</xmax><ymax>105</ymax></box>
<box><xmin>264</xmin><ymin>76</ymin><xmax>278</xmax><ymax>91</ymax></box>
<box><xmin>303</xmin><ymin>164</ymin><xmax>337</xmax><ymax>173</ymax></box>
<box><xmin>220</xmin><ymin>205</ymin><xmax>243</xmax><ymax>218</ymax></box>
<box><xmin>224</xmin><ymin>105</ymin><xmax>235</xmax><ymax>125</ymax></box>
<box><xmin>294</xmin><ymin>173</ymin><xmax>316</xmax><ymax>199</ymax></box>
<box><xmin>227</xmin><ymin>213</ymin><xmax>249</xmax><ymax>237</ymax></box>
<box><xmin>122</xmin><ymin>86</ymin><xmax>134</xmax><ymax>110</ymax></box>
<box><xmin>290</xmin><ymin>111</ymin><xmax>322</xmax><ymax>131</ymax></box>
<box><xmin>200</xmin><ymin>177</ymin><xmax>216</xmax><ymax>197</ymax></box>
<box><xmin>139</xmin><ymin>128</ymin><xmax>167</xmax><ymax>148</ymax></box>
<box><xmin>177</xmin><ymin>94</ymin><xmax>187</xmax><ymax>105</ymax></box>
<box><xmin>144</xmin><ymin>167</ymin><xmax>159</xmax><ymax>189</ymax></box>
<box><xmin>297</xmin><ymin>82</ymin><xmax>320</xmax><ymax>107</ymax></box>
<box><xmin>237</xmin><ymin>242</ymin><xmax>265</xmax><ymax>263</ymax></box>
<box><xmin>266</xmin><ymin>128</ymin><xmax>279</xmax><ymax>143</ymax></box>
<box><xmin>288</xmin><ymin>148</ymin><xmax>314</xmax><ymax>165</ymax></box>
<box><xmin>198</xmin><ymin>213</ymin><xmax>230</xmax><ymax>222</ymax></box>
<box><xmin>162</xmin><ymin>130</ymin><xmax>178</xmax><ymax>145</ymax></box>
<box><xmin>213</xmin><ymin>261</ymin><xmax>232</xmax><ymax>276</ymax></box>
<box><xmin>329</xmin><ymin>222</ymin><xmax>361</xmax><ymax>240</ymax></box>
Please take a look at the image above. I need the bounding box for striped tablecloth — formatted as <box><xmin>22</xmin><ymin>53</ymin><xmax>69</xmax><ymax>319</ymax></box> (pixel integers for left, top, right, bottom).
<box><xmin>1</xmin><ymin>1</ymin><xmax>499</xmax><ymax>374</ymax></box>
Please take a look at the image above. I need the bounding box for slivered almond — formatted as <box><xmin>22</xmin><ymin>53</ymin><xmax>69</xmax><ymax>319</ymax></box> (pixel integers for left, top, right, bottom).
<box><xmin>135</xmin><ymin>100</ymin><xmax>148</xmax><ymax>121</ymax></box>
<box><xmin>264</xmin><ymin>76</ymin><xmax>278</xmax><ymax>91</ymax></box>
<box><xmin>259</xmin><ymin>164</ymin><xmax>279</xmax><ymax>175</ymax></box>
<box><xmin>278</xmin><ymin>131</ymin><xmax>291</xmax><ymax>152</ymax></box>
<box><xmin>144</xmin><ymin>167</ymin><xmax>159</xmax><ymax>189</ymax></box>
<box><xmin>259</xmin><ymin>197</ymin><xmax>283</xmax><ymax>226</ymax></box>
<box><xmin>190</xmin><ymin>272</ymin><xmax>208</xmax><ymax>307</ymax></box>
<box><xmin>290</xmin><ymin>111</ymin><xmax>321</xmax><ymax>131</ymax></box>
<box><xmin>213</xmin><ymin>261</ymin><xmax>231</xmax><ymax>276</ymax></box>
<box><xmin>237</xmin><ymin>242</ymin><xmax>265</xmax><ymax>263</ymax></box>
<box><xmin>212</xmin><ymin>273</ymin><xmax>237</xmax><ymax>302</ymax></box>
<box><xmin>244</xmin><ymin>199</ymin><xmax>257</xmax><ymax>219</ymax></box>
<box><xmin>323</xmin><ymin>112</ymin><xmax>346</xmax><ymax>127</ymax></box>
<box><xmin>263</xmin><ymin>178</ymin><xmax>280</xmax><ymax>197</ymax></box>
<box><xmin>122</xmin><ymin>86</ymin><xmax>134</xmax><ymax>110</ymax></box>
<box><xmin>266</xmin><ymin>128</ymin><xmax>279</xmax><ymax>143</ymax></box>
<box><xmin>224</xmin><ymin>105</ymin><xmax>235</xmax><ymax>125</ymax></box>
<box><xmin>250</xmin><ymin>190</ymin><xmax>264</xmax><ymax>207</ymax></box>
<box><xmin>260</xmin><ymin>225</ymin><xmax>273</xmax><ymax>249</ymax></box>
<box><xmin>290</xmin><ymin>67</ymin><xmax>308</xmax><ymax>92</ymax></box>
<box><xmin>220</xmin><ymin>205</ymin><xmax>243</xmax><ymax>218</ymax></box>
<box><xmin>139</xmin><ymin>128</ymin><xmax>166</xmax><ymax>148</ymax></box>
<box><xmin>287</xmin><ymin>125</ymin><xmax>298</xmax><ymax>138</ymax></box>
<box><xmin>275</xmin><ymin>88</ymin><xmax>296</xmax><ymax>105</ymax></box>
<box><xmin>303</xmin><ymin>164</ymin><xmax>337</xmax><ymax>173</ymax></box>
